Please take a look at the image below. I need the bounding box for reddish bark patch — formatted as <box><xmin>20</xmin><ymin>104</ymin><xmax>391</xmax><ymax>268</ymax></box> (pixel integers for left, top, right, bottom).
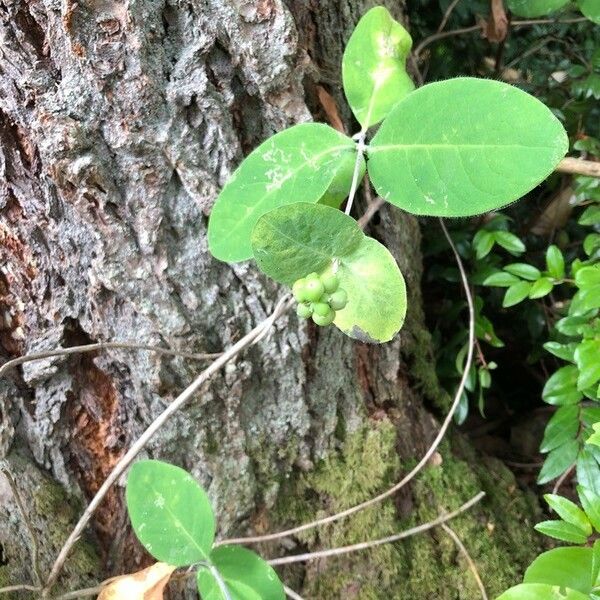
<box><xmin>67</xmin><ymin>356</ymin><xmax>125</xmax><ymax>547</ymax></box>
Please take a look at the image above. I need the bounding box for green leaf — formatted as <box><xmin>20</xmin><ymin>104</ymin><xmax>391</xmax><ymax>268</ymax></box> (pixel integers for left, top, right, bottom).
<box><xmin>592</xmin><ymin>539</ymin><xmax>600</xmax><ymax>585</ymax></box>
<box><xmin>575</xmin><ymin>340</ymin><xmax>600</xmax><ymax>391</ymax></box>
<box><xmin>251</xmin><ymin>203</ymin><xmax>363</xmax><ymax>285</ymax></box>
<box><xmin>577</xmin><ymin>486</ymin><xmax>600</xmax><ymax>533</ymax></box>
<box><xmin>482</xmin><ymin>271</ymin><xmax>521</xmax><ymax>287</ymax></box>
<box><xmin>540</xmin><ymin>406</ymin><xmax>579</xmax><ymax>453</ymax></box>
<box><xmin>546</xmin><ymin>245</ymin><xmax>565</xmax><ymax>280</ymax></box>
<box><xmin>334</xmin><ymin>236</ymin><xmax>407</xmax><ymax>343</ymax></box>
<box><xmin>575</xmin><ymin>266</ymin><xmax>600</xmax><ymax>288</ymax></box>
<box><xmin>577</xmin><ymin>448</ymin><xmax>600</xmax><ymax>495</ymax></box>
<box><xmin>319</xmin><ymin>152</ymin><xmax>366</xmax><ymax>208</ymax></box>
<box><xmin>556</xmin><ymin>315</ymin><xmax>593</xmax><ymax>337</ymax></box>
<box><xmin>581</xmin><ymin>1</ymin><xmax>600</xmax><ymax>27</ymax></box>
<box><xmin>543</xmin><ymin>494</ymin><xmax>591</xmax><ymax>535</ymax></box>
<box><xmin>587</xmin><ymin>423</ymin><xmax>600</xmax><ymax>448</ymax></box>
<box><xmin>367</xmin><ymin>78</ymin><xmax>568</xmax><ymax>217</ymax></box>
<box><xmin>126</xmin><ymin>460</ymin><xmax>215</xmax><ymax>566</ymax></box>
<box><xmin>534</xmin><ymin>520</ymin><xmax>589</xmax><ymax>544</ymax></box>
<box><xmin>570</xmin><ymin>287</ymin><xmax>600</xmax><ymax>314</ymax></box>
<box><xmin>503</xmin><ymin>281</ymin><xmax>533</xmax><ymax>308</ymax></box>
<box><xmin>473</xmin><ymin>230</ymin><xmax>496</xmax><ymax>259</ymax></box>
<box><xmin>505</xmin><ymin>263</ymin><xmax>542</xmax><ymax>280</ymax></box>
<box><xmin>507</xmin><ymin>0</ymin><xmax>570</xmax><ymax>17</ymax></box>
<box><xmin>342</xmin><ymin>6</ymin><xmax>414</xmax><ymax>128</ymax></box>
<box><xmin>543</xmin><ymin>341</ymin><xmax>577</xmax><ymax>362</ymax></box>
<box><xmin>584</xmin><ymin>233</ymin><xmax>600</xmax><ymax>257</ymax></box>
<box><xmin>494</xmin><ymin>231</ymin><xmax>526</xmax><ymax>255</ymax></box>
<box><xmin>207</xmin><ymin>123</ymin><xmax>357</xmax><ymax>262</ymax></box>
<box><xmin>538</xmin><ymin>440</ymin><xmax>579</xmax><ymax>484</ymax></box>
<box><xmin>197</xmin><ymin>546</ymin><xmax>285</xmax><ymax>600</ymax></box>
<box><xmin>542</xmin><ymin>366</ymin><xmax>584</xmax><ymax>406</ymax></box>
<box><xmin>251</xmin><ymin>203</ymin><xmax>406</xmax><ymax>343</ymax></box>
<box><xmin>524</xmin><ymin>547</ymin><xmax>594</xmax><ymax>594</ymax></box>
<box><xmin>497</xmin><ymin>584</ymin><xmax>588</xmax><ymax>600</ymax></box>
<box><xmin>529</xmin><ymin>277</ymin><xmax>554</xmax><ymax>299</ymax></box>
<box><xmin>579</xmin><ymin>205</ymin><xmax>600</xmax><ymax>225</ymax></box>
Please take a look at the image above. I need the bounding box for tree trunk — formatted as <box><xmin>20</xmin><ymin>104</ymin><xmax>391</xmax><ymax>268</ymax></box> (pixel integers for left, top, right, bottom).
<box><xmin>0</xmin><ymin>0</ymin><xmax>541</xmax><ymax>598</ymax></box>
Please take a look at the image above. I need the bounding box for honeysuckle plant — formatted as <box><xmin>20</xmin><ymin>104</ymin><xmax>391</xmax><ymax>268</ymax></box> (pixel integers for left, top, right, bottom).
<box><xmin>207</xmin><ymin>6</ymin><xmax>569</xmax><ymax>344</ymax></box>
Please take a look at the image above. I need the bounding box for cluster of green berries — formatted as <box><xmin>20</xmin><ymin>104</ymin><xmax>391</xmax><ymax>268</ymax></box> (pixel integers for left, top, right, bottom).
<box><xmin>292</xmin><ymin>272</ymin><xmax>348</xmax><ymax>326</ymax></box>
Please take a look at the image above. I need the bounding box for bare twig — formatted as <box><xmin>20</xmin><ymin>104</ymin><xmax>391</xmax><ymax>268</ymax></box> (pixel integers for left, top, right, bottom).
<box><xmin>284</xmin><ymin>585</ymin><xmax>306</xmax><ymax>600</ymax></box>
<box><xmin>0</xmin><ymin>467</ymin><xmax>44</xmax><ymax>587</ymax></box>
<box><xmin>357</xmin><ymin>197</ymin><xmax>385</xmax><ymax>229</ymax></box>
<box><xmin>556</xmin><ymin>157</ymin><xmax>600</xmax><ymax>178</ymax></box>
<box><xmin>512</xmin><ymin>16</ymin><xmax>588</xmax><ymax>26</ymax></box>
<box><xmin>438</xmin><ymin>0</ymin><xmax>462</xmax><ymax>33</ymax></box>
<box><xmin>0</xmin><ymin>585</ymin><xmax>40</xmax><ymax>595</ymax></box>
<box><xmin>441</xmin><ymin>523</ymin><xmax>488</xmax><ymax>600</ymax></box>
<box><xmin>267</xmin><ymin>492</ymin><xmax>485</xmax><ymax>566</ymax></box>
<box><xmin>552</xmin><ymin>463</ymin><xmax>575</xmax><ymax>495</ymax></box>
<box><xmin>0</xmin><ymin>342</ymin><xmax>221</xmax><ymax>379</ymax></box>
<box><xmin>42</xmin><ymin>295</ymin><xmax>293</xmax><ymax>595</ymax></box>
<box><xmin>222</xmin><ymin>219</ymin><xmax>476</xmax><ymax>546</ymax></box>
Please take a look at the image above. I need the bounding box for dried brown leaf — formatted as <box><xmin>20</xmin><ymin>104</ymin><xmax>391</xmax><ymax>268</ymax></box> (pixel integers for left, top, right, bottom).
<box><xmin>97</xmin><ymin>562</ymin><xmax>176</xmax><ymax>600</ymax></box>
<box><xmin>485</xmin><ymin>0</ymin><xmax>508</xmax><ymax>42</ymax></box>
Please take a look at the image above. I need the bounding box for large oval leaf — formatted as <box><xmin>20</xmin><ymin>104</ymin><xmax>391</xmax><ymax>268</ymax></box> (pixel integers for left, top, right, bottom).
<box><xmin>342</xmin><ymin>6</ymin><xmax>414</xmax><ymax>128</ymax></box>
<box><xmin>208</xmin><ymin>123</ymin><xmax>356</xmax><ymax>262</ymax></box>
<box><xmin>126</xmin><ymin>460</ymin><xmax>215</xmax><ymax>566</ymax></box>
<box><xmin>497</xmin><ymin>583</ymin><xmax>589</xmax><ymax>599</ymax></box>
<box><xmin>367</xmin><ymin>77</ymin><xmax>568</xmax><ymax>217</ymax></box>
<box><xmin>197</xmin><ymin>546</ymin><xmax>285</xmax><ymax>600</ymax></box>
<box><xmin>507</xmin><ymin>0</ymin><xmax>570</xmax><ymax>17</ymax></box>
<box><xmin>251</xmin><ymin>203</ymin><xmax>407</xmax><ymax>343</ymax></box>
<box><xmin>524</xmin><ymin>547</ymin><xmax>594</xmax><ymax>594</ymax></box>
<box><xmin>578</xmin><ymin>0</ymin><xmax>600</xmax><ymax>23</ymax></box>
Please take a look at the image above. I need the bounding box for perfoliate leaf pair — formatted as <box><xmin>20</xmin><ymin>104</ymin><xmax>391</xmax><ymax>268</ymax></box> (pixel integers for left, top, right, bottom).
<box><xmin>126</xmin><ymin>460</ymin><xmax>284</xmax><ymax>600</ymax></box>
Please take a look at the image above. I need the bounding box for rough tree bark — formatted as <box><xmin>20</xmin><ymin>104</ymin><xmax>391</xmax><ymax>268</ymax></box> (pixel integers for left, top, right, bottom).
<box><xmin>0</xmin><ymin>0</ymin><xmax>542</xmax><ymax>598</ymax></box>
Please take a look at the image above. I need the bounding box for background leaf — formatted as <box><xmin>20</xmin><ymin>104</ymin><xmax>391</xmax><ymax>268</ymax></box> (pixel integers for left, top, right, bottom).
<box><xmin>540</xmin><ymin>406</ymin><xmax>579</xmax><ymax>453</ymax></box>
<box><xmin>538</xmin><ymin>440</ymin><xmax>579</xmax><ymax>484</ymax></box>
<box><xmin>126</xmin><ymin>460</ymin><xmax>215</xmax><ymax>566</ymax></box>
<box><xmin>197</xmin><ymin>546</ymin><xmax>285</xmax><ymax>600</ymax></box>
<box><xmin>208</xmin><ymin>123</ymin><xmax>356</xmax><ymax>262</ymax></box>
<box><xmin>578</xmin><ymin>0</ymin><xmax>600</xmax><ymax>23</ymax></box>
<box><xmin>367</xmin><ymin>78</ymin><xmax>568</xmax><ymax>217</ymax></box>
<box><xmin>497</xmin><ymin>583</ymin><xmax>589</xmax><ymax>599</ymax></box>
<box><xmin>507</xmin><ymin>0</ymin><xmax>570</xmax><ymax>17</ymax></box>
<box><xmin>342</xmin><ymin>6</ymin><xmax>414</xmax><ymax>128</ymax></box>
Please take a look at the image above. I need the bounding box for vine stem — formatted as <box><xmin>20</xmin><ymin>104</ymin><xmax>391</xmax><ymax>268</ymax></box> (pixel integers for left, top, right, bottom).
<box><xmin>441</xmin><ymin>523</ymin><xmax>488</xmax><ymax>599</ymax></box>
<box><xmin>41</xmin><ymin>295</ymin><xmax>293</xmax><ymax>596</ymax></box>
<box><xmin>221</xmin><ymin>218</ymin><xmax>476</xmax><ymax>546</ymax></box>
<box><xmin>344</xmin><ymin>132</ymin><xmax>367</xmax><ymax>217</ymax></box>
<box><xmin>284</xmin><ymin>585</ymin><xmax>306</xmax><ymax>600</ymax></box>
<box><xmin>0</xmin><ymin>342</ymin><xmax>221</xmax><ymax>379</ymax></box>
<box><xmin>266</xmin><ymin>492</ymin><xmax>485</xmax><ymax>566</ymax></box>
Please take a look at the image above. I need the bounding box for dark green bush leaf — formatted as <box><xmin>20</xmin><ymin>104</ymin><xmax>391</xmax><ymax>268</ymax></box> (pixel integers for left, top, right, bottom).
<box><xmin>542</xmin><ymin>366</ymin><xmax>584</xmax><ymax>406</ymax></box>
<box><xmin>546</xmin><ymin>245</ymin><xmax>565</xmax><ymax>280</ymax></box>
<box><xmin>538</xmin><ymin>440</ymin><xmax>579</xmax><ymax>484</ymax></box>
<box><xmin>540</xmin><ymin>406</ymin><xmax>579</xmax><ymax>453</ymax></box>
<box><xmin>368</xmin><ymin>78</ymin><xmax>568</xmax><ymax>217</ymax></box>
<box><xmin>543</xmin><ymin>342</ymin><xmax>577</xmax><ymax>362</ymax></box>
<box><xmin>577</xmin><ymin>486</ymin><xmax>600</xmax><ymax>533</ymax></box>
<box><xmin>534</xmin><ymin>520</ymin><xmax>589</xmax><ymax>544</ymax></box>
<box><xmin>575</xmin><ymin>340</ymin><xmax>600</xmax><ymax>391</ymax></box>
<box><xmin>503</xmin><ymin>281</ymin><xmax>533</xmax><ymax>308</ymax></box>
<box><xmin>505</xmin><ymin>263</ymin><xmax>542</xmax><ymax>280</ymax></box>
<box><xmin>494</xmin><ymin>231</ymin><xmax>526</xmax><ymax>255</ymax></box>
<box><xmin>507</xmin><ymin>0</ymin><xmax>570</xmax><ymax>17</ymax></box>
<box><xmin>529</xmin><ymin>277</ymin><xmax>554</xmax><ymax>299</ymax></box>
<box><xmin>543</xmin><ymin>494</ymin><xmax>591</xmax><ymax>534</ymax></box>
<box><xmin>482</xmin><ymin>271</ymin><xmax>521</xmax><ymax>287</ymax></box>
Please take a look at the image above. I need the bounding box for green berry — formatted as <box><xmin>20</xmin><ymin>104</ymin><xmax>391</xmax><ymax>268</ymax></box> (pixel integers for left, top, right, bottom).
<box><xmin>312</xmin><ymin>307</ymin><xmax>335</xmax><ymax>326</ymax></box>
<box><xmin>328</xmin><ymin>289</ymin><xmax>348</xmax><ymax>310</ymax></box>
<box><xmin>296</xmin><ymin>303</ymin><xmax>313</xmax><ymax>319</ymax></box>
<box><xmin>304</xmin><ymin>278</ymin><xmax>325</xmax><ymax>302</ymax></box>
<box><xmin>292</xmin><ymin>278</ymin><xmax>309</xmax><ymax>302</ymax></box>
<box><xmin>312</xmin><ymin>302</ymin><xmax>331</xmax><ymax>317</ymax></box>
<box><xmin>321</xmin><ymin>274</ymin><xmax>339</xmax><ymax>293</ymax></box>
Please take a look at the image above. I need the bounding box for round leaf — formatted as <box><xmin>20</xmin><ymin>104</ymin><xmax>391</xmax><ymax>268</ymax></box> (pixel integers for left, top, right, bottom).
<box><xmin>197</xmin><ymin>546</ymin><xmax>285</xmax><ymax>600</ymax></box>
<box><xmin>251</xmin><ymin>203</ymin><xmax>363</xmax><ymax>285</ymax></box>
<box><xmin>208</xmin><ymin>123</ymin><xmax>356</xmax><ymax>262</ymax></box>
<box><xmin>524</xmin><ymin>547</ymin><xmax>594</xmax><ymax>594</ymax></box>
<box><xmin>333</xmin><ymin>236</ymin><xmax>407</xmax><ymax>343</ymax></box>
<box><xmin>578</xmin><ymin>0</ymin><xmax>600</xmax><ymax>23</ymax></box>
<box><xmin>367</xmin><ymin>78</ymin><xmax>568</xmax><ymax>217</ymax></box>
<box><xmin>497</xmin><ymin>583</ymin><xmax>589</xmax><ymax>600</ymax></box>
<box><xmin>126</xmin><ymin>460</ymin><xmax>215</xmax><ymax>566</ymax></box>
<box><xmin>342</xmin><ymin>6</ymin><xmax>414</xmax><ymax>128</ymax></box>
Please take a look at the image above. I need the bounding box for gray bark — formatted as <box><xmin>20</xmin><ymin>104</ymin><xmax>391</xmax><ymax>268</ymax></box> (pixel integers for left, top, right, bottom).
<box><xmin>0</xmin><ymin>0</ymin><xmax>541</xmax><ymax>598</ymax></box>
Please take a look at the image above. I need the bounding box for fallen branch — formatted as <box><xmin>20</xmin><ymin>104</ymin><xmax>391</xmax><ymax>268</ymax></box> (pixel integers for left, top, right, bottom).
<box><xmin>556</xmin><ymin>157</ymin><xmax>600</xmax><ymax>178</ymax></box>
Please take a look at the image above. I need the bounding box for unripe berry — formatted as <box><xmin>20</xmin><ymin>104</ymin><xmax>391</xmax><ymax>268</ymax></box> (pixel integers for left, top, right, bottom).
<box><xmin>321</xmin><ymin>274</ymin><xmax>339</xmax><ymax>293</ymax></box>
<box><xmin>328</xmin><ymin>289</ymin><xmax>348</xmax><ymax>310</ymax></box>
<box><xmin>304</xmin><ymin>278</ymin><xmax>325</xmax><ymax>302</ymax></box>
<box><xmin>312</xmin><ymin>302</ymin><xmax>331</xmax><ymax>317</ymax></box>
<box><xmin>292</xmin><ymin>278</ymin><xmax>309</xmax><ymax>303</ymax></box>
<box><xmin>296</xmin><ymin>303</ymin><xmax>313</xmax><ymax>319</ymax></box>
<box><xmin>312</xmin><ymin>307</ymin><xmax>335</xmax><ymax>326</ymax></box>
